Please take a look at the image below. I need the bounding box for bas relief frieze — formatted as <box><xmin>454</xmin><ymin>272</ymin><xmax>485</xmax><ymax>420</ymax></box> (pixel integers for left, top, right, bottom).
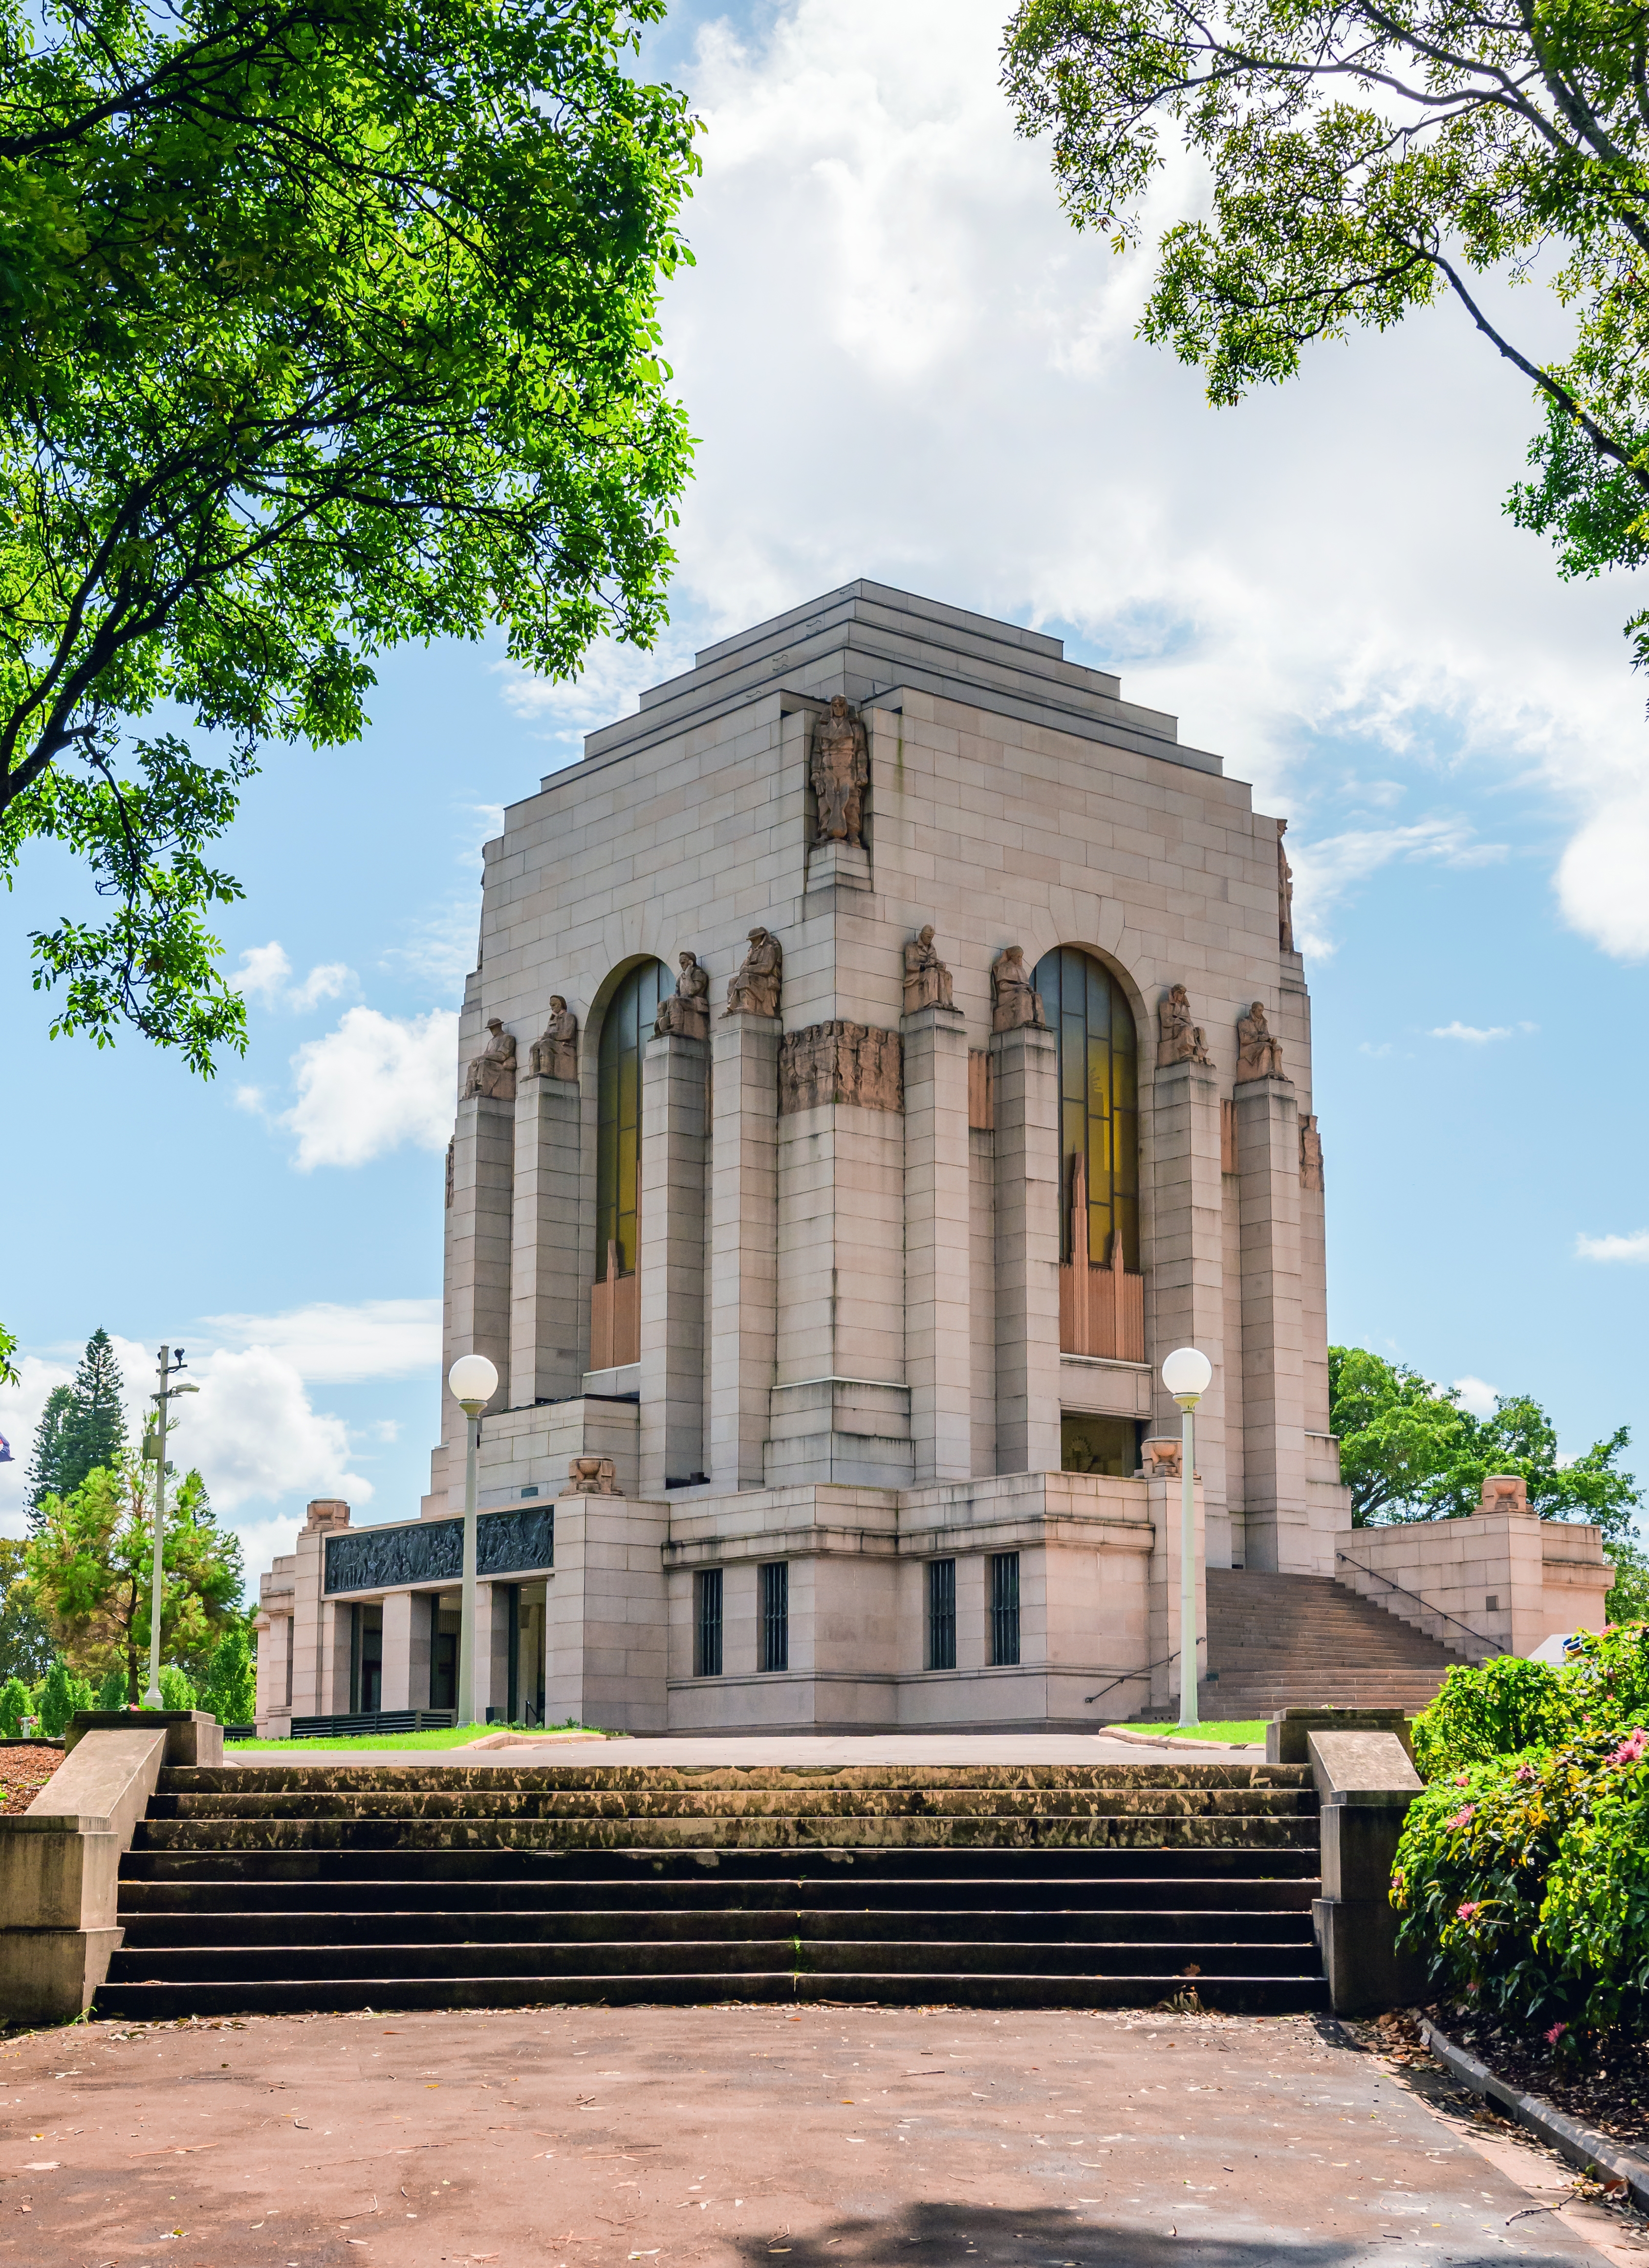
<box><xmin>324</xmin><ymin>1505</ymin><xmax>555</xmax><ymax>1595</ymax></box>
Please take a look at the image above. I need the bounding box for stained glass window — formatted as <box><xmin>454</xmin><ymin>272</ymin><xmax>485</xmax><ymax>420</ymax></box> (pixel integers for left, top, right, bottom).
<box><xmin>1033</xmin><ymin>947</ymin><xmax>1139</xmax><ymax>1271</ymax></box>
<box><xmin>595</xmin><ymin>959</ymin><xmax>668</xmax><ymax>1280</ymax></box>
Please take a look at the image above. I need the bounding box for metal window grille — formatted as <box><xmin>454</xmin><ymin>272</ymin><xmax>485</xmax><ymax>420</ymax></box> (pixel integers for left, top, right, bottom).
<box><xmin>759</xmin><ymin>1561</ymin><xmax>789</xmax><ymax>1673</ymax></box>
<box><xmin>990</xmin><ymin>1551</ymin><xmax>1020</xmax><ymax>1667</ymax></box>
<box><xmin>694</xmin><ymin>1568</ymin><xmax>723</xmax><ymax>1679</ymax></box>
<box><xmin>927</xmin><ymin>1558</ymin><xmax>956</xmax><ymax>1671</ymax></box>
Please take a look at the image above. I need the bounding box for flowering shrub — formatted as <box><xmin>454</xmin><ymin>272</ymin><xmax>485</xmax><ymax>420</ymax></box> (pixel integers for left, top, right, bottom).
<box><xmin>1410</xmin><ymin>1622</ymin><xmax>1649</xmax><ymax>1779</ymax></box>
<box><xmin>1394</xmin><ymin>1689</ymin><xmax>1649</xmax><ymax>2031</ymax></box>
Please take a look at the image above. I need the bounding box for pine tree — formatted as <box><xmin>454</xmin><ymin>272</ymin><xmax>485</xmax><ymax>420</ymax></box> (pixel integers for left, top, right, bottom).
<box><xmin>55</xmin><ymin>1330</ymin><xmax>128</xmax><ymax>1502</ymax></box>
<box><xmin>23</xmin><ymin>1385</ymin><xmax>74</xmax><ymax>1527</ymax></box>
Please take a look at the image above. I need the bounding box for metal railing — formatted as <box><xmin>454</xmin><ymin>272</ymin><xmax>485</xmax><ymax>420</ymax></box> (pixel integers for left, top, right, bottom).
<box><xmin>1335</xmin><ymin>1550</ymin><xmax>1492</xmax><ymax>1657</ymax></box>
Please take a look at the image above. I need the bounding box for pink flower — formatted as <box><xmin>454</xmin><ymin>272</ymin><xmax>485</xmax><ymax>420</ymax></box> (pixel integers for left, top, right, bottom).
<box><xmin>1447</xmin><ymin>1805</ymin><xmax>1476</xmax><ymax>1830</ymax></box>
<box><xmin>1456</xmin><ymin>1902</ymin><xmax>1481</xmax><ymax>1923</ymax></box>
<box><xmin>1544</xmin><ymin>2022</ymin><xmax>1568</xmax><ymax>2045</ymax></box>
<box><xmin>1607</xmin><ymin>1728</ymin><xmax>1649</xmax><ymax>1766</ymax></box>
<box><xmin>1514</xmin><ymin>1763</ymin><xmax>1537</xmax><ymax>1784</ymax></box>
<box><xmin>1454</xmin><ymin>1771</ymin><xmax>1471</xmax><ymax>1786</ymax></box>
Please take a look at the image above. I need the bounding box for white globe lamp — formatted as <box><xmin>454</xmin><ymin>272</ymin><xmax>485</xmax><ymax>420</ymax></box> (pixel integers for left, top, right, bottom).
<box><xmin>1161</xmin><ymin>1346</ymin><xmax>1212</xmax><ymax>1404</ymax></box>
<box><xmin>449</xmin><ymin>1352</ymin><xmax>499</xmax><ymax>1414</ymax></box>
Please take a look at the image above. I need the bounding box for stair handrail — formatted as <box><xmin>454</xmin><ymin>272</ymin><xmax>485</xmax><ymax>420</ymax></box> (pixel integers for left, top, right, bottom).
<box><xmin>1084</xmin><ymin>1651</ymin><xmax>1180</xmax><ymax>1707</ymax></box>
<box><xmin>1334</xmin><ymin>1548</ymin><xmax>1494</xmax><ymax>1658</ymax></box>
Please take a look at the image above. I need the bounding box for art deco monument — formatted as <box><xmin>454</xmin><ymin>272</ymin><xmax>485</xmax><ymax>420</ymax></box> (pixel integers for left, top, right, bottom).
<box><xmin>257</xmin><ymin>581</ymin><xmax>1353</xmax><ymax>1736</ymax></box>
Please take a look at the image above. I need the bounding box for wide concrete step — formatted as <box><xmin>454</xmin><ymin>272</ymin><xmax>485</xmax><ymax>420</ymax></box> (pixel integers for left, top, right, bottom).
<box><xmin>115</xmin><ymin>1867</ymin><xmax>1319</xmax><ymax>1911</ymax></box>
<box><xmin>160</xmin><ymin>1762</ymin><xmax>1312</xmax><ymax>1796</ymax></box>
<box><xmin>147</xmin><ymin>1785</ymin><xmax>1314</xmax><ymax>1823</ymax></box>
<box><xmin>134</xmin><ymin>1813</ymin><xmax>1318</xmax><ymax>1854</ymax></box>
<box><xmin>104</xmin><ymin>1932</ymin><xmax>1324</xmax><ymax>1984</ymax></box>
<box><xmin>93</xmin><ymin>1969</ymin><xmax>1330</xmax><ymax>2017</ymax></box>
<box><xmin>116</xmin><ymin>1903</ymin><xmax>1319</xmax><ymax>1948</ymax></box>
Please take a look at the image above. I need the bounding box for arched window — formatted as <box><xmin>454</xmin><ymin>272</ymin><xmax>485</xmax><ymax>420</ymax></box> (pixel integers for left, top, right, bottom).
<box><xmin>591</xmin><ymin>958</ymin><xmax>667</xmax><ymax>1368</ymax></box>
<box><xmin>1033</xmin><ymin>946</ymin><xmax>1143</xmax><ymax>1360</ymax></box>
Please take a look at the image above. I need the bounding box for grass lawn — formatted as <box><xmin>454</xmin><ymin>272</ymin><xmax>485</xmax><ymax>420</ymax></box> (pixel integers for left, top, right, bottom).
<box><xmin>1112</xmin><ymin>1720</ymin><xmax>1268</xmax><ymax>1745</ymax></box>
<box><xmin>224</xmin><ymin>1724</ymin><xmax>619</xmax><ymax>1753</ymax></box>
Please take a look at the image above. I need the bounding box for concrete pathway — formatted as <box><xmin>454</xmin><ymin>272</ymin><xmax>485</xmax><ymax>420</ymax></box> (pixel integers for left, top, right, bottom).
<box><xmin>225</xmin><ymin>1732</ymin><xmax>1260</xmax><ymax>1768</ymax></box>
<box><xmin>5</xmin><ymin>2003</ymin><xmax>1643</xmax><ymax>2265</ymax></box>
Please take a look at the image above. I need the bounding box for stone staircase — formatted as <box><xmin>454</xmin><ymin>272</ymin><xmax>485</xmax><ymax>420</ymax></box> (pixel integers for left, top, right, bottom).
<box><xmin>95</xmin><ymin>1762</ymin><xmax>1328</xmax><ymax>2019</ymax></box>
<box><xmin>1203</xmin><ymin>1569</ymin><xmax>1473</xmax><ymax>1717</ymax></box>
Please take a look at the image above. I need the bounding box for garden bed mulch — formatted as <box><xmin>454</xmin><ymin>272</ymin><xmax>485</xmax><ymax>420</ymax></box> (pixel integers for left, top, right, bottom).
<box><xmin>1368</xmin><ymin>2003</ymin><xmax>1649</xmax><ymax>2152</ymax></box>
<box><xmin>0</xmin><ymin>1742</ymin><xmax>61</xmax><ymax>1814</ymax></box>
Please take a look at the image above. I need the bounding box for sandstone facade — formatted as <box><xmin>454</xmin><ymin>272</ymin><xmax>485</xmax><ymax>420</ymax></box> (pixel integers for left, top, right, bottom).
<box><xmin>258</xmin><ymin>581</ymin><xmax>1363</xmax><ymax>1735</ymax></box>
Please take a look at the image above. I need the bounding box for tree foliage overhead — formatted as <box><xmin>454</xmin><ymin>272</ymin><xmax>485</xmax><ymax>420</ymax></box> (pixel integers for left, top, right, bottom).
<box><xmin>1002</xmin><ymin>0</ymin><xmax>1649</xmax><ymax>666</ymax></box>
<box><xmin>0</xmin><ymin>0</ymin><xmax>698</xmax><ymax>1071</ymax></box>
<box><xmin>1328</xmin><ymin>1346</ymin><xmax>1641</xmax><ymax>1550</ymax></box>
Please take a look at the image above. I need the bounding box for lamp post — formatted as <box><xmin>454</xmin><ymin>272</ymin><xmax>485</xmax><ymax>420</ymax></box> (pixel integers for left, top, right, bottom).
<box><xmin>448</xmin><ymin>1353</ymin><xmax>499</xmax><ymax>1727</ymax></box>
<box><xmin>144</xmin><ymin>1346</ymin><xmax>198</xmax><ymax>1710</ymax></box>
<box><xmin>1160</xmin><ymin>1346</ymin><xmax>1213</xmax><ymax>1731</ymax></box>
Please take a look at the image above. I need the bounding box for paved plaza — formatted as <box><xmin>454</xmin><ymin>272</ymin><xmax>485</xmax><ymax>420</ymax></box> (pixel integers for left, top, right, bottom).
<box><xmin>3</xmin><ymin>2001</ymin><xmax>1645</xmax><ymax>2267</ymax></box>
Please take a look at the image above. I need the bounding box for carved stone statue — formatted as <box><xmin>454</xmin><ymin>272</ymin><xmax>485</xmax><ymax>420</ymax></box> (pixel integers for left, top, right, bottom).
<box><xmin>462</xmin><ymin>1017</ymin><xmax>517</xmax><ymax>1101</ymax></box>
<box><xmin>1299</xmin><ymin>1112</ymin><xmax>1324</xmax><ymax>1193</ymax></box>
<box><xmin>990</xmin><ymin>945</ymin><xmax>1046</xmax><ymax>1033</ymax></box>
<box><xmin>810</xmin><ymin>695</ymin><xmax>869</xmax><ymax>846</ymax></box>
<box><xmin>1478</xmin><ymin>1474</ymin><xmax>1527</xmax><ymax>1517</ymax></box>
<box><xmin>654</xmin><ymin>950</ymin><xmax>710</xmax><ymax>1040</ymax></box>
<box><xmin>779</xmin><ymin>1021</ymin><xmax>903</xmax><ymax>1113</ymax></box>
<box><xmin>528</xmin><ymin>995</ymin><xmax>579</xmax><ymax>1081</ymax></box>
<box><xmin>1278</xmin><ymin>818</ymin><xmax>1295</xmax><ymax>954</ymax></box>
<box><xmin>565</xmin><ymin>1455</ymin><xmax>621</xmax><ymax>1498</ymax></box>
<box><xmin>1139</xmin><ymin>1438</ymin><xmax>1183</xmax><ymax>1480</ymax></box>
<box><xmin>725</xmin><ymin>927</ymin><xmax>782</xmax><ymax>1019</ymax></box>
<box><xmin>901</xmin><ymin>925</ymin><xmax>954</xmax><ymax>1014</ymax></box>
<box><xmin>1235</xmin><ymin>1000</ymin><xmax>1284</xmax><ymax>1082</ymax></box>
<box><xmin>1156</xmin><ymin>984</ymin><xmax>1211</xmax><ymax>1069</ymax></box>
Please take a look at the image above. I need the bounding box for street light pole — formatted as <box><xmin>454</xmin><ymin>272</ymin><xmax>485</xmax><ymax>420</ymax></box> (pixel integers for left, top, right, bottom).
<box><xmin>144</xmin><ymin>1346</ymin><xmax>197</xmax><ymax>1710</ymax></box>
<box><xmin>447</xmin><ymin>1354</ymin><xmax>499</xmax><ymax>1728</ymax></box>
<box><xmin>1160</xmin><ymin>1347</ymin><xmax>1213</xmax><ymax>1733</ymax></box>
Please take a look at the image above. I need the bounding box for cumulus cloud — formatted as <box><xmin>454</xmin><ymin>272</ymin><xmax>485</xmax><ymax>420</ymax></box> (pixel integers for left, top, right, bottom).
<box><xmin>1557</xmin><ymin>787</ymin><xmax>1649</xmax><ymax>961</ymax></box>
<box><xmin>233</xmin><ymin>939</ymin><xmax>355</xmax><ymax>1013</ymax></box>
<box><xmin>1432</xmin><ymin>1021</ymin><xmax>1512</xmax><ymax>1043</ymax></box>
<box><xmin>1454</xmin><ymin>1375</ymin><xmax>1500</xmax><ymax>1419</ymax></box>
<box><xmin>498</xmin><ymin>634</ymin><xmax>695</xmax><ymax>747</ymax></box>
<box><xmin>1576</xmin><ymin>1229</ymin><xmax>1649</xmax><ymax>1263</ymax></box>
<box><xmin>201</xmin><ymin>1299</ymin><xmax>441</xmax><ymax>1383</ymax></box>
<box><xmin>0</xmin><ymin>1330</ymin><xmax>376</xmax><ymax>1546</ymax></box>
<box><xmin>279</xmin><ymin>1006</ymin><xmax>458</xmax><ymax>1170</ymax></box>
<box><xmin>655</xmin><ymin>0</ymin><xmax>1647</xmax><ymax>957</ymax></box>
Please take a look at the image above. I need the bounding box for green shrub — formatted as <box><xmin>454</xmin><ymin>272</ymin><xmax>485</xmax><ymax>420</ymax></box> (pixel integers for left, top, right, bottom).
<box><xmin>95</xmin><ymin>1666</ymin><xmax>128</xmax><ymax>1709</ymax></box>
<box><xmin>1393</xmin><ymin>1725</ymin><xmax>1649</xmax><ymax>2032</ymax></box>
<box><xmin>199</xmin><ymin>1627</ymin><xmax>256</xmax><ymax>1726</ymax></box>
<box><xmin>0</xmin><ymin>1676</ymin><xmax>31</xmax><ymax>1737</ymax></box>
<box><xmin>1411</xmin><ymin>1654</ymin><xmax>1577</xmax><ymax>1777</ymax></box>
<box><xmin>157</xmin><ymin>1664</ymin><xmax>197</xmax><ymax>1712</ymax></box>
<box><xmin>33</xmin><ymin>1656</ymin><xmax>94</xmax><ymax>1737</ymax></box>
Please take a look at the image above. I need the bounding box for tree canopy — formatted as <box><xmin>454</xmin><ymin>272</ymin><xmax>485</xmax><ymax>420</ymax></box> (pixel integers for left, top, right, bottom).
<box><xmin>1328</xmin><ymin>1345</ymin><xmax>1641</xmax><ymax>1543</ymax></box>
<box><xmin>1002</xmin><ymin>0</ymin><xmax>1649</xmax><ymax>668</ymax></box>
<box><xmin>27</xmin><ymin>1451</ymin><xmax>243</xmax><ymax>1696</ymax></box>
<box><xmin>24</xmin><ymin>1327</ymin><xmax>128</xmax><ymax>1525</ymax></box>
<box><xmin>1</xmin><ymin>0</ymin><xmax>698</xmax><ymax>1071</ymax></box>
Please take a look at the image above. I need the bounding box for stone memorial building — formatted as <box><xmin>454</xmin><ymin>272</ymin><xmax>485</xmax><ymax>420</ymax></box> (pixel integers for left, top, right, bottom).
<box><xmin>256</xmin><ymin>579</ymin><xmax>1359</xmax><ymax>1736</ymax></box>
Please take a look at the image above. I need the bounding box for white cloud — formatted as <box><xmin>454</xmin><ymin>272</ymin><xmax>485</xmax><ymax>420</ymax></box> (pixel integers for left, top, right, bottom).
<box><xmin>0</xmin><ymin>1352</ymin><xmax>76</xmax><ymax>1527</ymax></box>
<box><xmin>1576</xmin><ymin>1229</ymin><xmax>1649</xmax><ymax>1263</ymax></box>
<box><xmin>1454</xmin><ymin>1375</ymin><xmax>1500</xmax><ymax>1419</ymax></box>
<box><xmin>656</xmin><ymin>0</ymin><xmax>1649</xmax><ymax>959</ymax></box>
<box><xmin>233</xmin><ymin>939</ymin><xmax>355</xmax><ymax>1013</ymax></box>
<box><xmin>497</xmin><ymin>635</ymin><xmax>694</xmax><ymax>746</ymax></box>
<box><xmin>158</xmin><ymin>1344</ymin><xmax>371</xmax><ymax>1514</ymax></box>
<box><xmin>1283</xmin><ymin>819</ymin><xmax>1507</xmax><ymax>958</ymax></box>
<box><xmin>280</xmin><ymin>1006</ymin><xmax>458</xmax><ymax>1170</ymax></box>
<box><xmin>201</xmin><ymin>1299</ymin><xmax>441</xmax><ymax>1383</ymax></box>
<box><xmin>1431</xmin><ymin>1021</ymin><xmax>1513</xmax><ymax>1044</ymax></box>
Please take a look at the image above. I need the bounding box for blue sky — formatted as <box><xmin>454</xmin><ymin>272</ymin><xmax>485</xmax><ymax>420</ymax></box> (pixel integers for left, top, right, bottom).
<box><xmin>3</xmin><ymin>0</ymin><xmax>1646</xmax><ymax>1585</ymax></box>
